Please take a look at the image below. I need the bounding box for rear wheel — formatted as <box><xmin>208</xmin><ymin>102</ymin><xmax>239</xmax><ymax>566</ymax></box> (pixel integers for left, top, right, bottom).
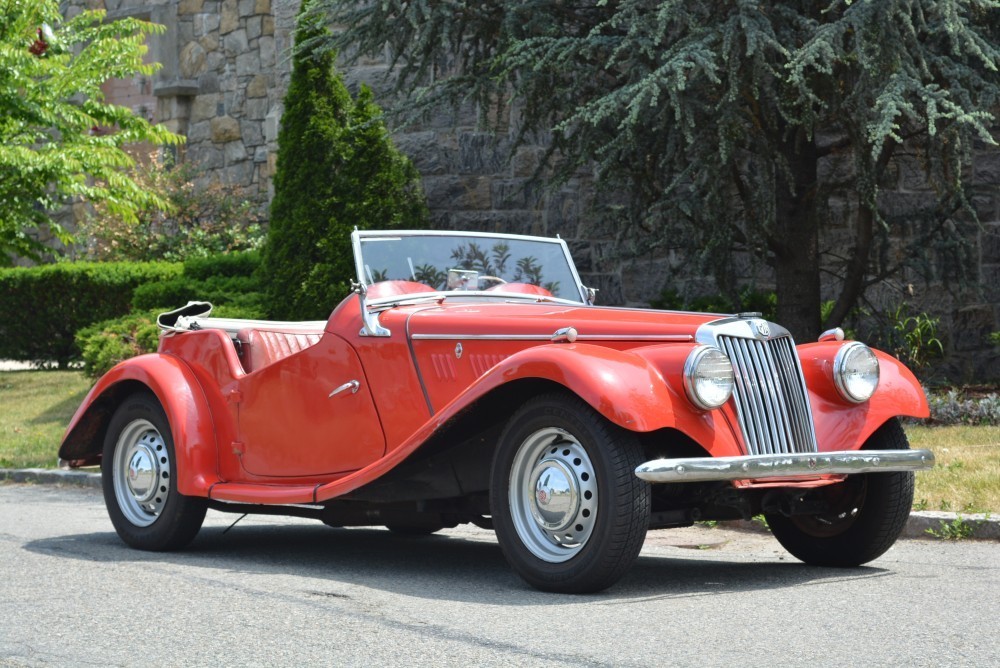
<box><xmin>102</xmin><ymin>392</ymin><xmax>207</xmax><ymax>551</ymax></box>
<box><xmin>490</xmin><ymin>393</ymin><xmax>649</xmax><ymax>593</ymax></box>
<box><xmin>766</xmin><ymin>418</ymin><xmax>914</xmax><ymax>566</ymax></box>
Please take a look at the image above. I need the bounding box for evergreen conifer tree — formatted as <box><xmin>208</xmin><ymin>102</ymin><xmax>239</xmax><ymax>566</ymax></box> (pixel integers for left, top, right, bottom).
<box><xmin>309</xmin><ymin>0</ymin><xmax>1000</xmax><ymax>340</ymax></box>
<box><xmin>262</xmin><ymin>3</ymin><xmax>426</xmax><ymax>320</ymax></box>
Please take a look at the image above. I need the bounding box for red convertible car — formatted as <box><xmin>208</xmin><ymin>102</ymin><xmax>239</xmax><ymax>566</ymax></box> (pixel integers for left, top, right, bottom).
<box><xmin>60</xmin><ymin>230</ymin><xmax>934</xmax><ymax>592</ymax></box>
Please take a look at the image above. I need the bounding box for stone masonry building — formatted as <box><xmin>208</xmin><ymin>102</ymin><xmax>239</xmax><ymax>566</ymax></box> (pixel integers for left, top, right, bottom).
<box><xmin>68</xmin><ymin>0</ymin><xmax>999</xmax><ymax>381</ymax></box>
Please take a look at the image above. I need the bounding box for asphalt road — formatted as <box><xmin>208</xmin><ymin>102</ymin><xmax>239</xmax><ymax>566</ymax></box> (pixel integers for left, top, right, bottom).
<box><xmin>1</xmin><ymin>484</ymin><xmax>997</xmax><ymax>667</ymax></box>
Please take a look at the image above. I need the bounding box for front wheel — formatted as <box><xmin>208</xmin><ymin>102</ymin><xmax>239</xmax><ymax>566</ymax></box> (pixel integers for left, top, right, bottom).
<box><xmin>490</xmin><ymin>393</ymin><xmax>650</xmax><ymax>593</ymax></box>
<box><xmin>765</xmin><ymin>418</ymin><xmax>915</xmax><ymax>567</ymax></box>
<box><xmin>102</xmin><ymin>391</ymin><xmax>207</xmax><ymax>551</ymax></box>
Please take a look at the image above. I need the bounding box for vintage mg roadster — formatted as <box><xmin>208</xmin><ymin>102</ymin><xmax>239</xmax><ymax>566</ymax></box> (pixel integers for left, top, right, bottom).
<box><xmin>60</xmin><ymin>230</ymin><xmax>934</xmax><ymax>592</ymax></box>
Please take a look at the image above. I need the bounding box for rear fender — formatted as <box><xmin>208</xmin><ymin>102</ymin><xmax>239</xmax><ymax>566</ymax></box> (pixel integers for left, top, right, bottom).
<box><xmin>59</xmin><ymin>354</ymin><xmax>220</xmax><ymax>496</ymax></box>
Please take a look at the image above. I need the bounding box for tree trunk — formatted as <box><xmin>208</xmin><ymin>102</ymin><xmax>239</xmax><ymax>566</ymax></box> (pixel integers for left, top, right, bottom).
<box><xmin>824</xmin><ymin>202</ymin><xmax>873</xmax><ymax>328</ymax></box>
<box><xmin>824</xmin><ymin>141</ymin><xmax>895</xmax><ymax>329</ymax></box>
<box><xmin>772</xmin><ymin>138</ymin><xmax>820</xmax><ymax>343</ymax></box>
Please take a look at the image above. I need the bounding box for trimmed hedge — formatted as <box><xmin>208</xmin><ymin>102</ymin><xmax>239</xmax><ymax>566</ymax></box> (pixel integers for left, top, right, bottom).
<box><xmin>132</xmin><ymin>250</ymin><xmax>266</xmax><ymax>316</ymax></box>
<box><xmin>183</xmin><ymin>249</ymin><xmax>261</xmax><ymax>280</ymax></box>
<box><xmin>0</xmin><ymin>262</ymin><xmax>182</xmax><ymax>368</ymax></box>
<box><xmin>132</xmin><ymin>275</ymin><xmax>264</xmax><ymax>311</ymax></box>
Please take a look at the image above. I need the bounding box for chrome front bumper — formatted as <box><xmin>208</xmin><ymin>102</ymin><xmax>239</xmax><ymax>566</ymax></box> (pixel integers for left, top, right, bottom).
<box><xmin>635</xmin><ymin>449</ymin><xmax>935</xmax><ymax>483</ymax></box>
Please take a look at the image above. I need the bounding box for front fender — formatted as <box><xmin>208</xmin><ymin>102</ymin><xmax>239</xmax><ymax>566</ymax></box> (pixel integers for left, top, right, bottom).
<box><xmin>59</xmin><ymin>354</ymin><xmax>220</xmax><ymax>496</ymax></box>
<box><xmin>799</xmin><ymin>342</ymin><xmax>929</xmax><ymax>452</ymax></box>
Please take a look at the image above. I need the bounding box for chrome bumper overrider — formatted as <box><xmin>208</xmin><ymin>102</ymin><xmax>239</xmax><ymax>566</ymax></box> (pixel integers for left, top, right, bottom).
<box><xmin>634</xmin><ymin>449</ymin><xmax>935</xmax><ymax>483</ymax></box>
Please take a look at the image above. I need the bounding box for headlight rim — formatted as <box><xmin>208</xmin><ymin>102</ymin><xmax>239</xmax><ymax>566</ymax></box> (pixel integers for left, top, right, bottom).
<box><xmin>833</xmin><ymin>341</ymin><xmax>880</xmax><ymax>403</ymax></box>
<box><xmin>683</xmin><ymin>344</ymin><xmax>735</xmax><ymax>411</ymax></box>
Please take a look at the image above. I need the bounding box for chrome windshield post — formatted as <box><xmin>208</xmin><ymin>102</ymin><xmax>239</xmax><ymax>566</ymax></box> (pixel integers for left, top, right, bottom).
<box><xmin>353</xmin><ymin>281</ymin><xmax>391</xmax><ymax>337</ymax></box>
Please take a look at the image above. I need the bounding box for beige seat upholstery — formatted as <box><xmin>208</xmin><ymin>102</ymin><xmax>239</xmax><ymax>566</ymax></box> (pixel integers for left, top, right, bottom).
<box><xmin>236</xmin><ymin>328</ymin><xmax>322</xmax><ymax>373</ymax></box>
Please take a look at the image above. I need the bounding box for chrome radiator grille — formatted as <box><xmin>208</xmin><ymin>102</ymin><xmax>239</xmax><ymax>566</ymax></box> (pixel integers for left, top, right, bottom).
<box><xmin>717</xmin><ymin>335</ymin><xmax>818</xmax><ymax>456</ymax></box>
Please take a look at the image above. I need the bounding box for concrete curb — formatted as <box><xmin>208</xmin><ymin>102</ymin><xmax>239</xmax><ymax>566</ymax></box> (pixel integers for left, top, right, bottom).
<box><xmin>721</xmin><ymin>510</ymin><xmax>999</xmax><ymax>541</ymax></box>
<box><xmin>0</xmin><ymin>468</ymin><xmax>101</xmax><ymax>489</ymax></box>
<box><xmin>3</xmin><ymin>467</ymin><xmax>997</xmax><ymax>540</ymax></box>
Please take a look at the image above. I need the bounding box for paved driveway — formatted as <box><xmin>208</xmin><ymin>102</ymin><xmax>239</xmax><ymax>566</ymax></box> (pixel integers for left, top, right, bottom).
<box><xmin>1</xmin><ymin>483</ymin><xmax>997</xmax><ymax>667</ymax></box>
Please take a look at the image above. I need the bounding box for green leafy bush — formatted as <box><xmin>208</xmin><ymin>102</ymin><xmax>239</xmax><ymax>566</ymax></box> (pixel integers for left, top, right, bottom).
<box><xmin>863</xmin><ymin>303</ymin><xmax>944</xmax><ymax>374</ymax></box>
<box><xmin>75</xmin><ymin>310</ymin><xmax>162</xmax><ymax>379</ymax></box>
<box><xmin>77</xmin><ymin>153</ymin><xmax>265</xmax><ymax>262</ymax></box>
<box><xmin>926</xmin><ymin>390</ymin><xmax>1000</xmax><ymax>426</ymax></box>
<box><xmin>0</xmin><ymin>262</ymin><xmax>181</xmax><ymax>367</ymax></box>
<box><xmin>261</xmin><ymin>6</ymin><xmax>427</xmax><ymax>320</ymax></box>
<box><xmin>76</xmin><ymin>304</ymin><xmax>267</xmax><ymax>379</ymax></box>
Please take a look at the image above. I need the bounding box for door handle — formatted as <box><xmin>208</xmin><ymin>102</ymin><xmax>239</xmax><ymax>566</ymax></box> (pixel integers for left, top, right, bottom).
<box><xmin>329</xmin><ymin>380</ymin><xmax>360</xmax><ymax>398</ymax></box>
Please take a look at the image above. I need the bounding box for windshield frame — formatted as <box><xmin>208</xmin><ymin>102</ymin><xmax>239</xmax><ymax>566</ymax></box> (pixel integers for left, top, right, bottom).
<box><xmin>351</xmin><ymin>229</ymin><xmax>590</xmax><ymax>306</ymax></box>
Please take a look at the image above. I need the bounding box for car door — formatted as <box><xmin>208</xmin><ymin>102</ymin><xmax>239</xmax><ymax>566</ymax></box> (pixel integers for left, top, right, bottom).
<box><xmin>236</xmin><ymin>333</ymin><xmax>386</xmax><ymax>478</ymax></box>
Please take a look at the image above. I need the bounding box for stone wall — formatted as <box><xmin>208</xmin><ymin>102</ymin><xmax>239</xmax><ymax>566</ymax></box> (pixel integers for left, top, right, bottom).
<box><xmin>70</xmin><ymin>0</ymin><xmax>999</xmax><ymax>381</ymax></box>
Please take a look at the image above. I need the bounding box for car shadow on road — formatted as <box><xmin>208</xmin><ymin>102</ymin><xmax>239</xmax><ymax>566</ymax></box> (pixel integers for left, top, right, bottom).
<box><xmin>25</xmin><ymin>522</ymin><xmax>894</xmax><ymax>605</ymax></box>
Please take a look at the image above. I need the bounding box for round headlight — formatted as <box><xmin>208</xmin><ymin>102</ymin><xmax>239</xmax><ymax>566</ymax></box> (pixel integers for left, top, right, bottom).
<box><xmin>684</xmin><ymin>346</ymin><xmax>734</xmax><ymax>410</ymax></box>
<box><xmin>834</xmin><ymin>342</ymin><xmax>880</xmax><ymax>403</ymax></box>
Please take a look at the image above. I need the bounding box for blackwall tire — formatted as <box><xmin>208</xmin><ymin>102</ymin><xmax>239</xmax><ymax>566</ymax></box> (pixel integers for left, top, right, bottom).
<box><xmin>101</xmin><ymin>391</ymin><xmax>207</xmax><ymax>551</ymax></box>
<box><xmin>490</xmin><ymin>392</ymin><xmax>650</xmax><ymax>593</ymax></box>
<box><xmin>765</xmin><ymin>418</ymin><xmax>915</xmax><ymax>567</ymax></box>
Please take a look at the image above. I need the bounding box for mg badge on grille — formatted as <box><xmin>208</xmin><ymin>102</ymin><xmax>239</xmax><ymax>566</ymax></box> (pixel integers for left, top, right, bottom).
<box><xmin>753</xmin><ymin>320</ymin><xmax>770</xmax><ymax>338</ymax></box>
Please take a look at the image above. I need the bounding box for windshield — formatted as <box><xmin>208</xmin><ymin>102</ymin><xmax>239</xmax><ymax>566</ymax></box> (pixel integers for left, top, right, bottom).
<box><xmin>354</xmin><ymin>231</ymin><xmax>586</xmax><ymax>303</ymax></box>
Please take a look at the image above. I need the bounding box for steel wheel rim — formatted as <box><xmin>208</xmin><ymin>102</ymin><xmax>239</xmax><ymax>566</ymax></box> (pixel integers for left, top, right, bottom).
<box><xmin>508</xmin><ymin>427</ymin><xmax>598</xmax><ymax>563</ymax></box>
<box><xmin>112</xmin><ymin>419</ymin><xmax>170</xmax><ymax>527</ymax></box>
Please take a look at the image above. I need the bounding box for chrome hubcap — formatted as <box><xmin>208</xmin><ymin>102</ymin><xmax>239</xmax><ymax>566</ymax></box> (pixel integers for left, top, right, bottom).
<box><xmin>113</xmin><ymin>419</ymin><xmax>170</xmax><ymax>527</ymax></box>
<box><xmin>530</xmin><ymin>459</ymin><xmax>579</xmax><ymax>531</ymax></box>
<box><xmin>509</xmin><ymin>427</ymin><xmax>598</xmax><ymax>563</ymax></box>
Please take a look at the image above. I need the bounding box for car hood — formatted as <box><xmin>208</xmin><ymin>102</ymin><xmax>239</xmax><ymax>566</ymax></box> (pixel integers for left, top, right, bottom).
<box><xmin>395</xmin><ymin>301</ymin><xmax>721</xmax><ymax>341</ymax></box>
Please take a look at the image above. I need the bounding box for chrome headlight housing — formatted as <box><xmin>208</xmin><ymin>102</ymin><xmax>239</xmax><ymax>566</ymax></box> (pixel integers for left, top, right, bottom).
<box><xmin>834</xmin><ymin>342</ymin><xmax>880</xmax><ymax>403</ymax></box>
<box><xmin>684</xmin><ymin>345</ymin><xmax>734</xmax><ymax>410</ymax></box>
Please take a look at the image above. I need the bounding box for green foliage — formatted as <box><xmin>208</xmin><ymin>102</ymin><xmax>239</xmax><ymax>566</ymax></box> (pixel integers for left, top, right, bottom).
<box><xmin>926</xmin><ymin>390</ymin><xmax>1000</xmax><ymax>426</ymax></box>
<box><xmin>311</xmin><ymin>0</ymin><xmax>1000</xmax><ymax>340</ymax></box>
<box><xmin>262</xmin><ymin>3</ymin><xmax>427</xmax><ymax>320</ymax></box>
<box><xmin>132</xmin><ymin>250</ymin><xmax>266</xmax><ymax>315</ymax></box>
<box><xmin>77</xmin><ymin>153</ymin><xmax>265</xmax><ymax>262</ymax></box>
<box><xmin>184</xmin><ymin>249</ymin><xmax>261</xmax><ymax>280</ymax></box>
<box><xmin>0</xmin><ymin>261</ymin><xmax>181</xmax><ymax>367</ymax></box>
<box><xmin>0</xmin><ymin>1</ymin><xmax>183</xmax><ymax>264</ymax></box>
<box><xmin>75</xmin><ymin>250</ymin><xmax>267</xmax><ymax>380</ymax></box>
<box><xmin>925</xmin><ymin>515</ymin><xmax>978</xmax><ymax>541</ymax></box>
<box><xmin>75</xmin><ymin>309</ymin><xmax>161</xmax><ymax>379</ymax></box>
<box><xmin>991</xmin><ymin>332</ymin><xmax>1000</xmax><ymax>346</ymax></box>
<box><xmin>650</xmin><ymin>287</ymin><xmax>777</xmax><ymax>321</ymax></box>
<box><xmin>75</xmin><ymin>302</ymin><xmax>266</xmax><ymax>379</ymax></box>
<box><xmin>866</xmin><ymin>303</ymin><xmax>944</xmax><ymax>373</ymax></box>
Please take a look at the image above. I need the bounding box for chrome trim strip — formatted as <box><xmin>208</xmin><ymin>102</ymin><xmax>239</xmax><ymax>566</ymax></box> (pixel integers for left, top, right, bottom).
<box><xmin>410</xmin><ymin>333</ymin><xmax>694</xmax><ymax>341</ymax></box>
<box><xmin>405</xmin><ymin>308</ymin><xmax>437</xmax><ymax>416</ymax></box>
<box><xmin>635</xmin><ymin>449</ymin><xmax>935</xmax><ymax>483</ymax></box>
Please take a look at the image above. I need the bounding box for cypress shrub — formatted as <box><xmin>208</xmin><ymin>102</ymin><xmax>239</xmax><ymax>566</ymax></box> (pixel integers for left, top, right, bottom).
<box><xmin>261</xmin><ymin>3</ymin><xmax>427</xmax><ymax>320</ymax></box>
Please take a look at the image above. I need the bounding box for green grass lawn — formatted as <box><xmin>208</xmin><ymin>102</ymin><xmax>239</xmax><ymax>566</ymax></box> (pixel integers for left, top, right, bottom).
<box><xmin>1</xmin><ymin>369</ymin><xmax>997</xmax><ymax>513</ymax></box>
<box><xmin>907</xmin><ymin>424</ymin><xmax>1000</xmax><ymax>514</ymax></box>
<box><xmin>0</xmin><ymin>370</ymin><xmax>91</xmax><ymax>469</ymax></box>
